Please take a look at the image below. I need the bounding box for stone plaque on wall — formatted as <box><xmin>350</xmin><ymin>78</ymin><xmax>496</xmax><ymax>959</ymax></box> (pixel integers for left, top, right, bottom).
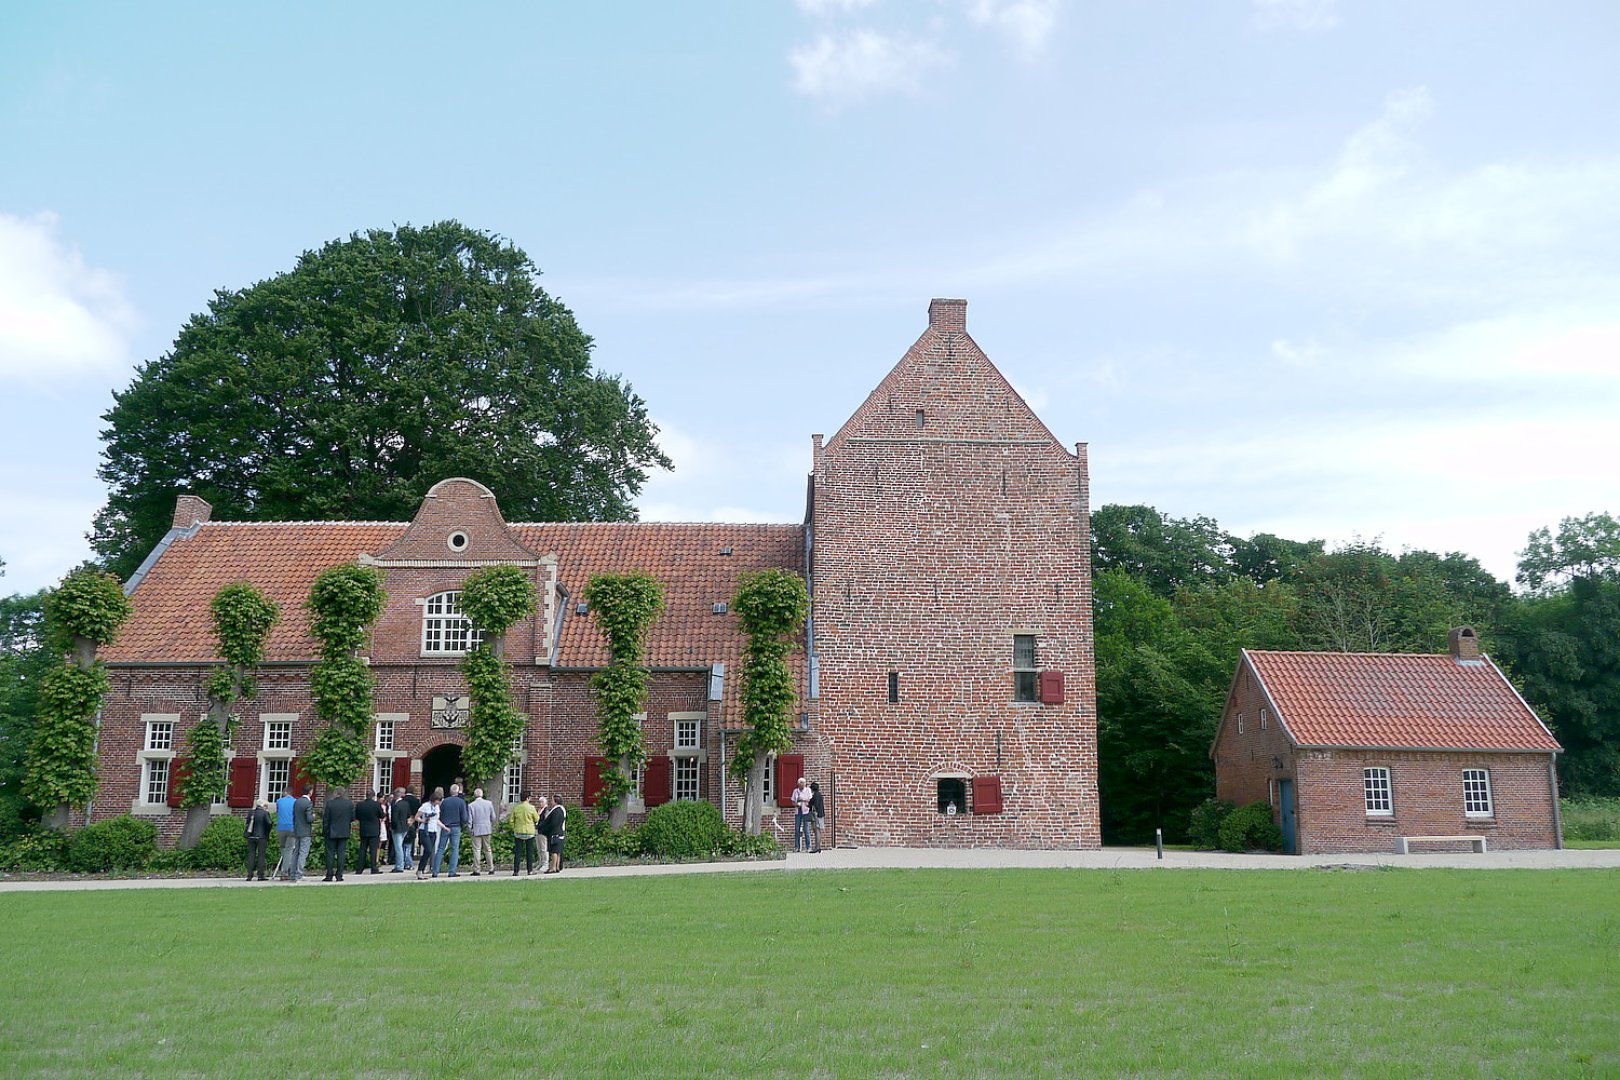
<box><xmin>431</xmin><ymin>696</ymin><xmax>470</xmax><ymax>729</ymax></box>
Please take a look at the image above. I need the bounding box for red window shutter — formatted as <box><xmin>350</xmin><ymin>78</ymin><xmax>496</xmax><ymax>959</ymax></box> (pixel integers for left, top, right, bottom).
<box><xmin>167</xmin><ymin>757</ymin><xmax>191</xmax><ymax>809</ymax></box>
<box><xmin>391</xmin><ymin>757</ymin><xmax>412</xmax><ymax>791</ymax></box>
<box><xmin>643</xmin><ymin>756</ymin><xmax>672</xmax><ymax>807</ymax></box>
<box><xmin>290</xmin><ymin>756</ymin><xmax>311</xmax><ymax>794</ymax></box>
<box><xmin>776</xmin><ymin>753</ymin><xmax>804</xmax><ymax>808</ymax></box>
<box><xmin>1039</xmin><ymin>670</ymin><xmax>1065</xmax><ymax>705</ymax></box>
<box><xmin>972</xmin><ymin>775</ymin><xmax>1003</xmax><ymax>814</ymax></box>
<box><xmin>583</xmin><ymin>755</ymin><xmax>610</xmax><ymax>808</ymax></box>
<box><xmin>226</xmin><ymin>757</ymin><xmax>257</xmax><ymax>807</ymax></box>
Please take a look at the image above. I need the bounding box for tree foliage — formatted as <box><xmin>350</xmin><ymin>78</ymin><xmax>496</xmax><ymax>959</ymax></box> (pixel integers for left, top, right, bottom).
<box><xmin>729</xmin><ymin>570</ymin><xmax>809</xmax><ymax>835</ymax></box>
<box><xmin>178</xmin><ymin>583</ymin><xmax>279</xmax><ymax>819</ymax></box>
<box><xmin>303</xmin><ymin>564</ymin><xmax>386</xmax><ymax>791</ymax></box>
<box><xmin>585</xmin><ymin>573</ymin><xmax>664</xmax><ymax>824</ymax></box>
<box><xmin>23</xmin><ymin>569</ymin><xmax>131</xmax><ymax>819</ymax></box>
<box><xmin>1518</xmin><ymin>512</ymin><xmax>1620</xmax><ymax>592</ymax></box>
<box><xmin>93</xmin><ymin>220</ymin><xmax>672</xmax><ymax>578</ymax></box>
<box><xmin>459</xmin><ymin>564</ymin><xmax>537</xmax><ymax>789</ymax></box>
<box><xmin>0</xmin><ymin>590</ymin><xmax>48</xmax><ymax>838</ymax></box>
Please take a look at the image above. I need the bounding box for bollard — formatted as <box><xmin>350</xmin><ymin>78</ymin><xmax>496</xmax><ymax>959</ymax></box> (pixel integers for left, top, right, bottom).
<box><xmin>1155</xmin><ymin>827</ymin><xmax>1164</xmax><ymax>860</ymax></box>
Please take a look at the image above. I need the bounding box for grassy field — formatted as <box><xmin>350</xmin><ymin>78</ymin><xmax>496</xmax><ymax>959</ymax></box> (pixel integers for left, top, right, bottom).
<box><xmin>3</xmin><ymin>868</ymin><xmax>1617</xmax><ymax>1079</ymax></box>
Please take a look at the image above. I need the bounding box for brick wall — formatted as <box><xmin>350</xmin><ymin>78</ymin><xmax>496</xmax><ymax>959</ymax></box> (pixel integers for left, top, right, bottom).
<box><xmin>808</xmin><ymin>300</ymin><xmax>1099</xmax><ymax>849</ymax></box>
<box><xmin>1211</xmin><ymin>666</ymin><xmax>1295</xmax><ymax>809</ymax></box>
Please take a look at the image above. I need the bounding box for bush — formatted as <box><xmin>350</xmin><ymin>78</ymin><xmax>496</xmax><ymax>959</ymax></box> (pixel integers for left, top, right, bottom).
<box><xmin>0</xmin><ymin>826</ymin><xmax>71</xmax><ymax>871</ymax></box>
<box><xmin>66</xmin><ymin>815</ymin><xmax>158</xmax><ymax>872</ymax></box>
<box><xmin>1218</xmin><ymin>801</ymin><xmax>1283</xmax><ymax>853</ymax></box>
<box><xmin>720</xmin><ymin>830</ymin><xmax>784</xmax><ymax>859</ymax></box>
<box><xmin>640</xmin><ymin>800</ymin><xmax>730</xmax><ymax>860</ymax></box>
<box><xmin>180</xmin><ymin>815</ymin><xmax>252</xmax><ymax>871</ymax></box>
<box><xmin>1562</xmin><ymin>797</ymin><xmax>1620</xmax><ymax>842</ymax></box>
<box><xmin>1188</xmin><ymin>798</ymin><xmax>1236</xmax><ymax>850</ymax></box>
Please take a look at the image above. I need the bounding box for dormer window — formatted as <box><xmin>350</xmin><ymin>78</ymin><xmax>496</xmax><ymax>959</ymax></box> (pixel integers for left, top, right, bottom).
<box><xmin>422</xmin><ymin>591</ymin><xmax>484</xmax><ymax>655</ymax></box>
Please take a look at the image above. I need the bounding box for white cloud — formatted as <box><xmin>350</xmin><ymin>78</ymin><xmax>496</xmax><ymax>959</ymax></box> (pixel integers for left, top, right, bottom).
<box><xmin>964</xmin><ymin>0</ymin><xmax>1063</xmax><ymax>58</ymax></box>
<box><xmin>1251</xmin><ymin>0</ymin><xmax>1339</xmax><ymax>32</ymax></box>
<box><xmin>790</xmin><ymin>30</ymin><xmax>953</xmax><ymax>105</ymax></box>
<box><xmin>794</xmin><ymin>0</ymin><xmax>879</xmax><ymax>14</ymax></box>
<box><xmin>0</xmin><ymin>211</ymin><xmax>137</xmax><ymax>380</ymax></box>
<box><xmin>1270</xmin><ymin>338</ymin><xmax>1326</xmax><ymax>366</ymax></box>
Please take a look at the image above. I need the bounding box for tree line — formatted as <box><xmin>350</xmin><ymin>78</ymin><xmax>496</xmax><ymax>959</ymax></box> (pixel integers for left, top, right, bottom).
<box><xmin>1094</xmin><ymin>506</ymin><xmax>1620</xmax><ymax>843</ymax></box>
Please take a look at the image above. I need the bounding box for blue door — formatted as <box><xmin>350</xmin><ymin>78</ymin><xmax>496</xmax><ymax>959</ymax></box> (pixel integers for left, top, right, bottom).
<box><xmin>1278</xmin><ymin>779</ymin><xmax>1298</xmax><ymax>855</ymax></box>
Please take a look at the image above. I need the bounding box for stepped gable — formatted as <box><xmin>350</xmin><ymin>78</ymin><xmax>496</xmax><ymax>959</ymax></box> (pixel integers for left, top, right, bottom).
<box><xmin>370</xmin><ymin>477</ymin><xmax>543</xmax><ymax>565</ymax></box>
<box><xmin>823</xmin><ymin>297</ymin><xmax>1065</xmax><ymax>453</ymax></box>
<box><xmin>102</xmin><ymin>521</ymin><xmax>406</xmax><ymax>664</ymax></box>
<box><xmin>1246</xmin><ymin>649</ymin><xmax>1561</xmax><ymax>752</ymax></box>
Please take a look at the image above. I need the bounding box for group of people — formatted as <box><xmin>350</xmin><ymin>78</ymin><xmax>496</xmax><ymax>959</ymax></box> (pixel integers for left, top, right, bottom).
<box><xmin>790</xmin><ymin>776</ymin><xmax>826</xmax><ymax>852</ymax></box>
<box><xmin>240</xmin><ymin>783</ymin><xmax>567</xmax><ymax>882</ymax></box>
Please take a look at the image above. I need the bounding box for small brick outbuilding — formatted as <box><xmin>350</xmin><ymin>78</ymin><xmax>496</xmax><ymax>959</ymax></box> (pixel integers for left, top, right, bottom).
<box><xmin>1211</xmin><ymin>628</ymin><xmax>1563</xmax><ymax>854</ymax></box>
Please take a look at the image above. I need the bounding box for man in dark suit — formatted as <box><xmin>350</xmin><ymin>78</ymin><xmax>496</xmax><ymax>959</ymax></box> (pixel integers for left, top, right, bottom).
<box><xmin>244</xmin><ymin>800</ymin><xmax>273</xmax><ymax>881</ymax></box>
<box><xmin>322</xmin><ymin>789</ymin><xmax>356</xmax><ymax>882</ymax></box>
<box><xmin>355</xmin><ymin>790</ymin><xmax>384</xmax><ymax>874</ymax></box>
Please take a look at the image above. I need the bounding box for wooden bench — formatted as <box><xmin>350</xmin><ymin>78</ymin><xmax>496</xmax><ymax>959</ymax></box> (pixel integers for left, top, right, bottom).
<box><xmin>1396</xmin><ymin>834</ymin><xmax>1487</xmax><ymax>854</ymax></box>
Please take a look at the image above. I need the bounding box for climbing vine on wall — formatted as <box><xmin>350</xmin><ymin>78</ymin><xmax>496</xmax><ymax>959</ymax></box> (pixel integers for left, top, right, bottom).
<box><xmin>585</xmin><ymin>573</ymin><xmax>664</xmax><ymax>821</ymax></box>
<box><xmin>24</xmin><ymin>568</ymin><xmax>131</xmax><ymax>819</ymax></box>
<box><xmin>729</xmin><ymin>569</ymin><xmax>809</xmax><ymax>834</ymax></box>
<box><xmin>179</xmin><ymin>583</ymin><xmax>279</xmax><ymax>813</ymax></box>
<box><xmin>459</xmin><ymin>564</ymin><xmax>537</xmax><ymax>788</ymax></box>
<box><xmin>302</xmin><ymin>563</ymin><xmax>386</xmax><ymax>790</ymax></box>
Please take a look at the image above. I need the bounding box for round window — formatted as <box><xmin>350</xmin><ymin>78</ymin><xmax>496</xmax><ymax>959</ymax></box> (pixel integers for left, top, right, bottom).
<box><xmin>447</xmin><ymin>531</ymin><xmax>469</xmax><ymax>552</ymax></box>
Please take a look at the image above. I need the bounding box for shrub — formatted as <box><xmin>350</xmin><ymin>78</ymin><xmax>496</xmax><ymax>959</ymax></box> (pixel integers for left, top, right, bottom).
<box><xmin>0</xmin><ymin>826</ymin><xmax>71</xmax><ymax>871</ymax></box>
<box><xmin>640</xmin><ymin>800</ymin><xmax>730</xmax><ymax>860</ymax></box>
<box><xmin>66</xmin><ymin>815</ymin><xmax>158</xmax><ymax>872</ymax></box>
<box><xmin>721</xmin><ymin>830</ymin><xmax>784</xmax><ymax>859</ymax></box>
<box><xmin>1562</xmin><ymin>797</ymin><xmax>1620</xmax><ymax>842</ymax></box>
<box><xmin>1218</xmin><ymin>801</ymin><xmax>1283</xmax><ymax>853</ymax></box>
<box><xmin>181</xmin><ymin>815</ymin><xmax>253</xmax><ymax>871</ymax></box>
<box><xmin>1188</xmin><ymin>798</ymin><xmax>1236</xmax><ymax>850</ymax></box>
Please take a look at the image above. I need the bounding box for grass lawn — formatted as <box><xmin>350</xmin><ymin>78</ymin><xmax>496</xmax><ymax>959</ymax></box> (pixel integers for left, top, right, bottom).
<box><xmin>3</xmin><ymin>869</ymin><xmax>1617</xmax><ymax>1079</ymax></box>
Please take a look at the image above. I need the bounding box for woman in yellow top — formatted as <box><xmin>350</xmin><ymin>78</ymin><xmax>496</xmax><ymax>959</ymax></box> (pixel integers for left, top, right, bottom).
<box><xmin>506</xmin><ymin>794</ymin><xmax>542</xmax><ymax>876</ymax></box>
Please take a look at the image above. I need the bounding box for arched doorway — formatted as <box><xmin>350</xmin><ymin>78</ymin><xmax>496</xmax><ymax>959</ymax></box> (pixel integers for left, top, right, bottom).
<box><xmin>420</xmin><ymin>743</ymin><xmax>463</xmax><ymax>801</ymax></box>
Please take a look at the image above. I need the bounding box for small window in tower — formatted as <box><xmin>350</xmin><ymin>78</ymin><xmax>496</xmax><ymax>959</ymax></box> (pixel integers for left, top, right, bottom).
<box><xmin>887</xmin><ymin>672</ymin><xmax>900</xmax><ymax>703</ymax></box>
<box><xmin>915</xmin><ymin>409</ymin><xmax>926</xmax><ymax>429</ymax></box>
<box><xmin>937</xmin><ymin>777</ymin><xmax>966</xmax><ymax>815</ymax></box>
<box><xmin>1013</xmin><ymin>634</ymin><xmax>1038</xmax><ymax>702</ymax></box>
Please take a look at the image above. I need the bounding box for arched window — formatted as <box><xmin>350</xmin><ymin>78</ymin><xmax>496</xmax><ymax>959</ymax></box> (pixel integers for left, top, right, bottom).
<box><xmin>422</xmin><ymin>591</ymin><xmax>483</xmax><ymax>655</ymax></box>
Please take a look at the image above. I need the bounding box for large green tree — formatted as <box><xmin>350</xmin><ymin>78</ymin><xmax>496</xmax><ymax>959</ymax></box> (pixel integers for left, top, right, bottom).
<box><xmin>0</xmin><ymin>581</ymin><xmax>48</xmax><ymax>840</ymax></box>
<box><xmin>94</xmin><ymin>221</ymin><xmax>671</xmax><ymax>578</ymax></box>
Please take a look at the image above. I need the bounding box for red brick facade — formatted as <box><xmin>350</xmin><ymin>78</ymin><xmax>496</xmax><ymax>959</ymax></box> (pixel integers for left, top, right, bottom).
<box><xmin>90</xmin><ymin>300</ymin><xmax>1099</xmax><ymax>849</ymax></box>
<box><xmin>1213</xmin><ymin>648</ymin><xmax>1562</xmax><ymax>854</ymax></box>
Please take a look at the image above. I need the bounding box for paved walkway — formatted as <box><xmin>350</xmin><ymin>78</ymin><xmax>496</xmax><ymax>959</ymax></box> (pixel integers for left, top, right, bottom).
<box><xmin>2</xmin><ymin>845</ymin><xmax>1616</xmax><ymax>894</ymax></box>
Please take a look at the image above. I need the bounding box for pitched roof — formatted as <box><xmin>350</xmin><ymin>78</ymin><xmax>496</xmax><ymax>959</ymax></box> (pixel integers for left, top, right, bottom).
<box><xmin>101</xmin><ymin>520</ymin><xmax>806</xmax><ymax>707</ymax></box>
<box><xmin>1245</xmin><ymin>649</ymin><xmax>1560</xmax><ymax>753</ymax></box>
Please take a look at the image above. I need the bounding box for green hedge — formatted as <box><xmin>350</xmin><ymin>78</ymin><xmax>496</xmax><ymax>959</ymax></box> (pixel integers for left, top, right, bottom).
<box><xmin>1561</xmin><ymin>797</ymin><xmax>1620</xmax><ymax>842</ymax></box>
<box><xmin>1188</xmin><ymin>798</ymin><xmax>1236</xmax><ymax>850</ymax></box>
<box><xmin>641</xmin><ymin>801</ymin><xmax>731</xmax><ymax>860</ymax></box>
<box><xmin>1218</xmin><ymin>801</ymin><xmax>1284</xmax><ymax>853</ymax></box>
<box><xmin>66</xmin><ymin>815</ymin><xmax>158</xmax><ymax>872</ymax></box>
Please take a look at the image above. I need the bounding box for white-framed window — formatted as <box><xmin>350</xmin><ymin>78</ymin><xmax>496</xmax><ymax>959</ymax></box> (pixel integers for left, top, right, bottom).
<box><xmin>263</xmin><ymin>758</ymin><xmax>292</xmax><ymax>805</ymax></box>
<box><xmin>1463</xmin><ymin>769</ymin><xmax>1493</xmax><ymax>817</ymax></box>
<box><xmin>422</xmin><ymin>591</ymin><xmax>484</xmax><ymax>655</ymax></box>
<box><xmin>761</xmin><ymin>752</ymin><xmax>776</xmax><ymax>806</ymax></box>
<box><xmin>264</xmin><ymin>719</ymin><xmax>292</xmax><ymax>751</ymax></box>
<box><xmin>375</xmin><ymin>719</ymin><xmax>395</xmax><ymax>751</ymax></box>
<box><xmin>1363</xmin><ymin>767</ymin><xmax>1393</xmax><ymax>817</ymax></box>
<box><xmin>1259</xmin><ymin>708</ymin><xmax>1269</xmax><ymax>731</ymax></box>
<box><xmin>505</xmin><ymin>731</ymin><xmax>527</xmax><ymax>806</ymax></box>
<box><xmin>1236</xmin><ymin>713</ymin><xmax>1245</xmax><ymax>735</ymax></box>
<box><xmin>1013</xmin><ymin>634</ymin><xmax>1038</xmax><ymax>702</ymax></box>
<box><xmin>670</xmin><ymin>712</ymin><xmax>703</xmax><ymax>802</ymax></box>
<box><xmin>135</xmin><ymin>715</ymin><xmax>180</xmax><ymax>811</ymax></box>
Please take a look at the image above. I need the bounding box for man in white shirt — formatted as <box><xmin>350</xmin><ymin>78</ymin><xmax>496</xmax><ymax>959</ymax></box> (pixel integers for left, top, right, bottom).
<box><xmin>467</xmin><ymin>787</ymin><xmax>497</xmax><ymax>876</ymax></box>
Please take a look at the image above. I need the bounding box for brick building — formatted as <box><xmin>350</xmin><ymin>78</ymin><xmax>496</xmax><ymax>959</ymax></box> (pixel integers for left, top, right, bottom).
<box><xmin>1211</xmin><ymin>627</ymin><xmax>1563</xmax><ymax>854</ymax></box>
<box><xmin>90</xmin><ymin>299</ymin><xmax>1099</xmax><ymax>849</ymax></box>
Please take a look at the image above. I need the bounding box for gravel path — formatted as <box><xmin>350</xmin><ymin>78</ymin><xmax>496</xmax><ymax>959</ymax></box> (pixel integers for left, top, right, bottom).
<box><xmin>2</xmin><ymin>844</ymin><xmax>1615</xmax><ymax>893</ymax></box>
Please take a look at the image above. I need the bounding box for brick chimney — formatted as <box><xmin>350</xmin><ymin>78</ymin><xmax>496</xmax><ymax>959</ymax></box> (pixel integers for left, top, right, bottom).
<box><xmin>928</xmin><ymin>298</ymin><xmax>967</xmax><ymax>332</ymax></box>
<box><xmin>1448</xmin><ymin>626</ymin><xmax>1481</xmax><ymax>664</ymax></box>
<box><xmin>172</xmin><ymin>494</ymin><xmax>212</xmax><ymax>530</ymax></box>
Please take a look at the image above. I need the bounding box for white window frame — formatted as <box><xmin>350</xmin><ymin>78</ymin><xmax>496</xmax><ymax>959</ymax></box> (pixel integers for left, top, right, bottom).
<box><xmin>1012</xmin><ymin>634</ymin><xmax>1038</xmax><ymax>702</ymax></box>
<box><xmin>504</xmin><ymin>730</ymin><xmax>527</xmax><ymax>807</ymax></box>
<box><xmin>1259</xmin><ymin>708</ymin><xmax>1269</xmax><ymax>731</ymax></box>
<box><xmin>421</xmin><ymin>590</ymin><xmax>484</xmax><ymax>656</ymax></box>
<box><xmin>1236</xmin><ymin>712</ymin><xmax>1245</xmax><ymax>735</ymax></box>
<box><xmin>623</xmin><ymin>714</ymin><xmax>647</xmax><ymax>812</ymax></box>
<box><xmin>1463</xmin><ymin>768</ymin><xmax>1493</xmax><ymax>818</ymax></box>
<box><xmin>371</xmin><ymin>713</ymin><xmax>407</xmax><ymax>797</ymax></box>
<box><xmin>257</xmin><ymin>713</ymin><xmax>299</xmax><ymax>805</ymax></box>
<box><xmin>1363</xmin><ymin>767</ymin><xmax>1393</xmax><ymax>817</ymax></box>
<box><xmin>670</xmin><ymin>711</ymin><xmax>704</xmax><ymax>803</ymax></box>
<box><xmin>133</xmin><ymin>714</ymin><xmax>180</xmax><ymax>814</ymax></box>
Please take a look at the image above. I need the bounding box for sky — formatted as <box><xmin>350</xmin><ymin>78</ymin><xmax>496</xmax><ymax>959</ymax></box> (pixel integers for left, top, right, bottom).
<box><xmin>1</xmin><ymin>1</ymin><xmax>1617</xmax><ymax>595</ymax></box>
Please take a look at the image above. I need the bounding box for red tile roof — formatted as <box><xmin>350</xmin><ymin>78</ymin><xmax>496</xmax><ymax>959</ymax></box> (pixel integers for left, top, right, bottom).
<box><xmin>102</xmin><ymin>520</ymin><xmax>807</xmax><ymax>713</ymax></box>
<box><xmin>1245</xmin><ymin>649</ymin><xmax>1560</xmax><ymax>752</ymax></box>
